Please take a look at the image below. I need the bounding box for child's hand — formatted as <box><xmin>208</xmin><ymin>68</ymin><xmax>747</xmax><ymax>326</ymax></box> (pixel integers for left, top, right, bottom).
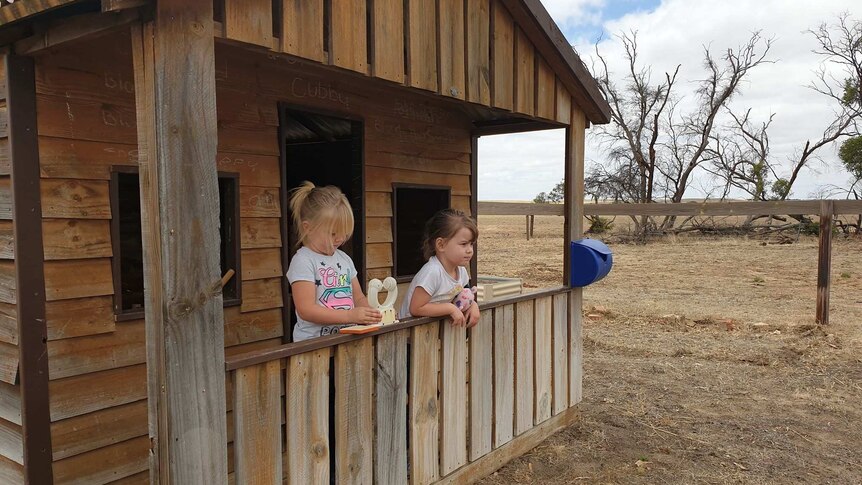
<box><xmin>466</xmin><ymin>302</ymin><xmax>481</xmax><ymax>328</ymax></box>
<box><xmin>350</xmin><ymin>307</ymin><xmax>382</xmax><ymax>325</ymax></box>
<box><xmin>448</xmin><ymin>303</ymin><xmax>467</xmax><ymax>327</ymax></box>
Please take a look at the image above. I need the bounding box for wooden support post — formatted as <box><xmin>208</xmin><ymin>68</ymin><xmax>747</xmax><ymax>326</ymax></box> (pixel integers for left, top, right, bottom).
<box><xmin>6</xmin><ymin>51</ymin><xmax>53</xmax><ymax>485</ymax></box>
<box><xmin>816</xmin><ymin>200</ymin><xmax>834</xmax><ymax>325</ymax></box>
<box><xmin>131</xmin><ymin>0</ymin><xmax>228</xmax><ymax>482</ymax></box>
<box><xmin>564</xmin><ymin>106</ymin><xmax>586</xmax><ymax>405</ymax></box>
<box><xmin>530</xmin><ymin>214</ymin><xmax>535</xmax><ymax>238</ymax></box>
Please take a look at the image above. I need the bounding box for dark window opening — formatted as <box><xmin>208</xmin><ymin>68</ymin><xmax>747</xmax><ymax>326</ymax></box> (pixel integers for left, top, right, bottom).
<box><xmin>280</xmin><ymin>105</ymin><xmax>364</xmax><ymax>340</ymax></box>
<box><xmin>393</xmin><ymin>184</ymin><xmax>451</xmax><ymax>281</ymax></box>
<box><xmin>111</xmin><ymin>169</ymin><xmax>241</xmax><ymax>318</ymax></box>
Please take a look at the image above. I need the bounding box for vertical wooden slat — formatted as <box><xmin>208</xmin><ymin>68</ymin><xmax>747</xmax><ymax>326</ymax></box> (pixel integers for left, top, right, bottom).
<box><xmin>552</xmin><ymin>293</ymin><xmax>568</xmax><ymax>415</ymax></box>
<box><xmin>7</xmin><ymin>52</ymin><xmax>53</xmax><ymax>484</ymax></box>
<box><xmin>407</xmin><ymin>0</ymin><xmax>438</xmax><ymax>91</ymax></box>
<box><xmin>536</xmin><ymin>57</ymin><xmax>555</xmax><ymax>120</ymax></box>
<box><xmin>285</xmin><ymin>349</ymin><xmax>330</xmax><ymax>484</ymax></box>
<box><xmin>224</xmin><ymin>0</ymin><xmax>273</xmax><ymax>47</ymax></box>
<box><xmin>466</xmin><ymin>0</ymin><xmax>491</xmax><ymax>106</ymax></box>
<box><xmin>491</xmin><ymin>0</ymin><xmax>513</xmax><ymax>110</ymax></box>
<box><xmin>282</xmin><ymin>0</ymin><xmax>325</xmax><ymax>62</ymax></box>
<box><xmin>335</xmin><ymin>338</ymin><xmax>373</xmax><ymax>484</ymax></box>
<box><xmin>438</xmin><ymin>0</ymin><xmax>465</xmax><ymax>99</ymax></box>
<box><xmin>493</xmin><ymin>305</ymin><xmax>514</xmax><ymax>448</ymax></box>
<box><xmin>514</xmin><ymin>300</ymin><xmax>534</xmax><ymax>435</ymax></box>
<box><xmin>469</xmin><ymin>310</ymin><xmax>493</xmax><ymax>460</ymax></box>
<box><xmin>440</xmin><ymin>321</ymin><xmax>467</xmax><ymax>475</ymax></box>
<box><xmin>371</xmin><ymin>0</ymin><xmax>405</xmax><ymax>83</ymax></box>
<box><xmin>568</xmin><ymin>106</ymin><xmax>587</xmax><ymax>406</ymax></box>
<box><xmin>410</xmin><ymin>321</ymin><xmax>440</xmax><ymax>484</ymax></box>
<box><xmin>131</xmin><ymin>1</ymin><xmax>228</xmax><ymax>481</ymax></box>
<box><xmin>533</xmin><ymin>296</ymin><xmax>552</xmax><ymax>424</ymax></box>
<box><xmin>374</xmin><ymin>330</ymin><xmax>408</xmax><ymax>485</ymax></box>
<box><xmin>330</xmin><ymin>0</ymin><xmax>368</xmax><ymax>74</ymax></box>
<box><xmin>816</xmin><ymin>200</ymin><xmax>834</xmax><ymax>325</ymax></box>
<box><xmin>569</xmin><ymin>291</ymin><xmax>583</xmax><ymax>405</ymax></box>
<box><xmin>514</xmin><ymin>27</ymin><xmax>534</xmax><ymax>116</ymax></box>
<box><xmin>233</xmin><ymin>361</ymin><xmax>281</xmax><ymax>484</ymax></box>
<box><xmin>555</xmin><ymin>78</ymin><xmax>571</xmax><ymax>125</ymax></box>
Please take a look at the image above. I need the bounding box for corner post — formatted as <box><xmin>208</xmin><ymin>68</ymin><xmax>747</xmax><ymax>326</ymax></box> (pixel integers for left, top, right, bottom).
<box><xmin>565</xmin><ymin>107</ymin><xmax>586</xmax><ymax>405</ymax></box>
<box><xmin>131</xmin><ymin>1</ymin><xmax>228</xmax><ymax>482</ymax></box>
<box><xmin>7</xmin><ymin>51</ymin><xmax>53</xmax><ymax>485</ymax></box>
<box><xmin>816</xmin><ymin>200</ymin><xmax>834</xmax><ymax>325</ymax></box>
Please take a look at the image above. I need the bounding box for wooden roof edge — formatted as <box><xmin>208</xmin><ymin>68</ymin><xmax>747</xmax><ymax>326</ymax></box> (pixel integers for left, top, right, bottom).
<box><xmin>503</xmin><ymin>0</ymin><xmax>612</xmax><ymax>125</ymax></box>
<box><xmin>0</xmin><ymin>0</ymin><xmax>84</xmax><ymax>27</ymax></box>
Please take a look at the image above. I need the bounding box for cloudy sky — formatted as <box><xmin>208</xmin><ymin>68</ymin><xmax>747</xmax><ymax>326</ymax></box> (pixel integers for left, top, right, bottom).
<box><xmin>478</xmin><ymin>0</ymin><xmax>860</xmax><ymax>201</ymax></box>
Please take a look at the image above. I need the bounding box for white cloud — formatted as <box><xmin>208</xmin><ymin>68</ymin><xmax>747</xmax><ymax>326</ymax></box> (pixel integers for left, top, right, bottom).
<box><xmin>479</xmin><ymin>0</ymin><xmax>861</xmax><ymax>201</ymax></box>
<box><xmin>539</xmin><ymin>0</ymin><xmax>606</xmax><ymax>31</ymax></box>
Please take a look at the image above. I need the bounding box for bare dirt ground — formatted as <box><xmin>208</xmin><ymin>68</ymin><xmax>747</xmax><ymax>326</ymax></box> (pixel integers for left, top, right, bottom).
<box><xmin>477</xmin><ymin>215</ymin><xmax>862</xmax><ymax>485</ymax></box>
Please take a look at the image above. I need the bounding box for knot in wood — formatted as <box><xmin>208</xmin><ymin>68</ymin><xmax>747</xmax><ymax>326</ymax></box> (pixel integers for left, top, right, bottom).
<box><xmin>311</xmin><ymin>441</ymin><xmax>327</xmax><ymax>458</ymax></box>
<box><xmin>190</xmin><ymin>21</ymin><xmax>204</xmax><ymax>36</ymax></box>
<box><xmin>426</xmin><ymin>398</ymin><xmax>437</xmax><ymax>416</ymax></box>
<box><xmin>168</xmin><ymin>299</ymin><xmax>194</xmax><ymax>321</ymax></box>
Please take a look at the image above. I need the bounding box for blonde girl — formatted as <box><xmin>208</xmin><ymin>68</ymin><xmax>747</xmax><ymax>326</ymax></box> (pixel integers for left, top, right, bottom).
<box><xmin>286</xmin><ymin>181</ymin><xmax>381</xmax><ymax>341</ymax></box>
<box><xmin>400</xmin><ymin>209</ymin><xmax>480</xmax><ymax>327</ymax></box>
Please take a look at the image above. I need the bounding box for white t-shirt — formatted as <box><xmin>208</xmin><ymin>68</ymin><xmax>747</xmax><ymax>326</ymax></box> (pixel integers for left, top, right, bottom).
<box><xmin>400</xmin><ymin>256</ymin><xmax>469</xmax><ymax>318</ymax></box>
<box><xmin>286</xmin><ymin>246</ymin><xmax>357</xmax><ymax>342</ymax></box>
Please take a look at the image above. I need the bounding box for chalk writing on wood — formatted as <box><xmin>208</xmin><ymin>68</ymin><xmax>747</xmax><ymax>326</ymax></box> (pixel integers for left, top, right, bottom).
<box><xmin>248</xmin><ymin>191</ymin><xmax>277</xmax><ymax>210</ymax></box>
<box><xmin>103</xmin><ymin>146</ymin><xmax>138</xmax><ymax>163</ymax></box>
<box><xmin>290</xmin><ymin>78</ymin><xmax>349</xmax><ymax>109</ymax></box>
<box><xmin>101</xmin><ymin>109</ymin><xmax>134</xmax><ymax>128</ymax></box>
<box><xmin>370</xmin><ymin>118</ymin><xmax>450</xmax><ymax>145</ymax></box>
<box><xmin>104</xmin><ymin>72</ymin><xmax>135</xmax><ymax>94</ymax></box>
<box><xmin>218</xmin><ymin>156</ymin><xmax>259</xmax><ymax>172</ymax></box>
<box><xmin>392</xmin><ymin>100</ymin><xmax>448</xmax><ymax>124</ymax></box>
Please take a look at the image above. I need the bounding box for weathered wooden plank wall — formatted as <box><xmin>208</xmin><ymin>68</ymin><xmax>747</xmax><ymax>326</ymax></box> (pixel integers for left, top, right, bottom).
<box><xmin>28</xmin><ymin>31</ymin><xmax>286</xmax><ymax>482</ymax></box>
<box><xmin>215</xmin><ymin>0</ymin><xmax>576</xmax><ymax>126</ymax></box>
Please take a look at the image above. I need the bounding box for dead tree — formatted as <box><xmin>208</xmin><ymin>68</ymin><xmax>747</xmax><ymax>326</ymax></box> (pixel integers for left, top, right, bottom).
<box><xmin>590</xmin><ymin>31</ymin><xmax>772</xmax><ymax>233</ymax></box>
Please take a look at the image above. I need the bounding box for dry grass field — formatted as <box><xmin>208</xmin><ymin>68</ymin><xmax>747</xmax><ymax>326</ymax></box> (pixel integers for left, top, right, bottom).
<box><xmin>476</xmin><ymin>215</ymin><xmax>862</xmax><ymax>484</ymax></box>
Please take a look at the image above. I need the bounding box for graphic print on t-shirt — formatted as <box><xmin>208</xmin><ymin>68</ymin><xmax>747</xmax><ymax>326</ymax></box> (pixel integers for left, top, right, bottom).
<box><xmin>317</xmin><ymin>265</ymin><xmax>353</xmax><ymax>310</ymax></box>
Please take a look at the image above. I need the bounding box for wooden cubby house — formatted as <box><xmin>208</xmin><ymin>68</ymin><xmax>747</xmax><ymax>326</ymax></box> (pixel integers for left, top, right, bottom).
<box><xmin>0</xmin><ymin>0</ymin><xmax>611</xmax><ymax>483</ymax></box>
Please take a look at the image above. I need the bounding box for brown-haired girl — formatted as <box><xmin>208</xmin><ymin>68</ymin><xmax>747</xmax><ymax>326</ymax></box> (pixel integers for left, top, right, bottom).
<box><xmin>400</xmin><ymin>209</ymin><xmax>480</xmax><ymax>327</ymax></box>
<box><xmin>286</xmin><ymin>181</ymin><xmax>381</xmax><ymax>341</ymax></box>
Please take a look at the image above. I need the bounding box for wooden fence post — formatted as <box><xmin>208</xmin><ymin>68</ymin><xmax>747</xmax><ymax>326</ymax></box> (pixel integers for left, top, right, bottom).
<box><xmin>816</xmin><ymin>200</ymin><xmax>834</xmax><ymax>325</ymax></box>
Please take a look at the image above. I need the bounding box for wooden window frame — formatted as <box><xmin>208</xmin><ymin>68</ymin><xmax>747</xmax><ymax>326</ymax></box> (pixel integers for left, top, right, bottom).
<box><xmin>391</xmin><ymin>182</ymin><xmax>452</xmax><ymax>283</ymax></box>
<box><xmin>110</xmin><ymin>166</ymin><xmax>242</xmax><ymax>321</ymax></box>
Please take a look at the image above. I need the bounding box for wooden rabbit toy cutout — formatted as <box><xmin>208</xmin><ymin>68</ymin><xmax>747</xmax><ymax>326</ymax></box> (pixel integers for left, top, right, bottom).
<box><xmin>367</xmin><ymin>277</ymin><xmax>399</xmax><ymax>324</ymax></box>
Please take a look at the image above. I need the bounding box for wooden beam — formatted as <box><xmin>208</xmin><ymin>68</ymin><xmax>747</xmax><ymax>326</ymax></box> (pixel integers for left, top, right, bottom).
<box><xmin>470</xmin><ymin>135</ymin><xmax>478</xmax><ymax>287</ymax></box>
<box><xmin>101</xmin><ymin>0</ymin><xmax>148</xmax><ymax>12</ymax></box>
<box><xmin>15</xmin><ymin>9</ymin><xmax>141</xmax><ymax>56</ymax></box>
<box><xmin>479</xmin><ymin>201</ymin><xmax>564</xmax><ymax>216</ymax></box>
<box><xmin>477</xmin><ymin>200</ymin><xmax>862</xmax><ymax>217</ymax></box>
<box><xmin>0</xmin><ymin>0</ymin><xmax>80</xmax><ymax>26</ymax></box>
<box><xmin>566</xmin><ymin>107</ymin><xmax>586</xmax><ymax>407</ymax></box>
<box><xmin>816</xmin><ymin>200</ymin><xmax>834</xmax><ymax>325</ymax></box>
<box><xmin>471</xmin><ymin>119</ymin><xmax>562</xmax><ymax>136</ymax></box>
<box><xmin>6</xmin><ymin>51</ymin><xmax>52</xmax><ymax>485</ymax></box>
<box><xmin>130</xmin><ymin>0</ymin><xmax>227</xmax><ymax>482</ymax></box>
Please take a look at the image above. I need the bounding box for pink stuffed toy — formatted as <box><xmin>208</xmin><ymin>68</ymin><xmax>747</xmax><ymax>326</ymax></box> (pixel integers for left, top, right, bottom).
<box><xmin>453</xmin><ymin>286</ymin><xmax>478</xmax><ymax>312</ymax></box>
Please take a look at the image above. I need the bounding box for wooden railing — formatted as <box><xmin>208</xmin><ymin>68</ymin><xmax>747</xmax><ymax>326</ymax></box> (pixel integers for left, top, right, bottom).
<box><xmin>224</xmin><ymin>287</ymin><xmax>582</xmax><ymax>484</ymax></box>
<box><xmin>478</xmin><ymin>199</ymin><xmax>862</xmax><ymax>217</ymax></box>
